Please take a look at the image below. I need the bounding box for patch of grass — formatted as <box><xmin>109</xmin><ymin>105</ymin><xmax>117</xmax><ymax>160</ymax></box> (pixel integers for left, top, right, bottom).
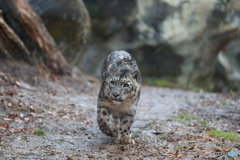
<box><xmin>179</xmin><ymin>114</ymin><xmax>199</xmax><ymax>120</ymax></box>
<box><xmin>136</xmin><ymin>129</ymin><xmax>143</xmax><ymax>134</ymax></box>
<box><xmin>148</xmin><ymin>125</ymin><xmax>154</xmax><ymax>129</ymax></box>
<box><xmin>193</xmin><ymin>87</ymin><xmax>204</xmax><ymax>92</ymax></box>
<box><xmin>144</xmin><ymin>78</ymin><xmax>181</xmax><ymax>88</ymax></box>
<box><xmin>175</xmin><ymin>145</ymin><xmax>183</xmax><ymax>150</ymax></box>
<box><xmin>200</xmin><ymin>120</ymin><xmax>208</xmax><ymax>124</ymax></box>
<box><xmin>0</xmin><ymin>142</ymin><xmax>6</xmax><ymax>147</ymax></box>
<box><xmin>160</xmin><ymin>134</ymin><xmax>168</xmax><ymax>140</ymax></box>
<box><xmin>168</xmin><ymin>116</ymin><xmax>186</xmax><ymax>125</ymax></box>
<box><xmin>34</xmin><ymin>128</ymin><xmax>46</xmax><ymax>135</ymax></box>
<box><xmin>221</xmin><ymin>100</ymin><xmax>227</xmax><ymax>105</ymax></box>
<box><xmin>209</xmin><ymin>129</ymin><xmax>238</xmax><ymax>140</ymax></box>
<box><xmin>144</xmin><ymin>135</ymin><xmax>151</xmax><ymax>139</ymax></box>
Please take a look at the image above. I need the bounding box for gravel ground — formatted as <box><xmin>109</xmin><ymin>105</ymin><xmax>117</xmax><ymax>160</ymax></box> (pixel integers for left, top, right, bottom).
<box><xmin>0</xmin><ymin>70</ymin><xmax>239</xmax><ymax>160</ymax></box>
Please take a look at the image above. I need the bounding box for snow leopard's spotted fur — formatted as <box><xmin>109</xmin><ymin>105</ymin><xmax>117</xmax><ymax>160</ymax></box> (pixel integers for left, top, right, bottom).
<box><xmin>97</xmin><ymin>50</ymin><xmax>141</xmax><ymax>144</ymax></box>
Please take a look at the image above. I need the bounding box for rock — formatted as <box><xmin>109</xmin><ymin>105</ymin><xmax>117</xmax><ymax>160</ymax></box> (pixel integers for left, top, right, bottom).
<box><xmin>27</xmin><ymin>0</ymin><xmax>91</xmax><ymax>67</ymax></box>
<box><xmin>0</xmin><ymin>0</ymin><xmax>91</xmax><ymax>68</ymax></box>
<box><xmin>217</xmin><ymin>35</ymin><xmax>240</xmax><ymax>92</ymax></box>
<box><xmin>79</xmin><ymin>127</ymin><xmax>86</xmax><ymax>131</ymax></box>
<box><xmin>83</xmin><ymin>0</ymin><xmax>240</xmax><ymax>91</ymax></box>
<box><xmin>29</xmin><ymin>106</ymin><xmax>44</xmax><ymax>113</ymax></box>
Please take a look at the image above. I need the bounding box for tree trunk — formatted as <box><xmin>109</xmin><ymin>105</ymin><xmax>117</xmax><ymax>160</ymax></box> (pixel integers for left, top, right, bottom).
<box><xmin>3</xmin><ymin>0</ymin><xmax>71</xmax><ymax>75</ymax></box>
<box><xmin>0</xmin><ymin>10</ymin><xmax>30</xmax><ymax>60</ymax></box>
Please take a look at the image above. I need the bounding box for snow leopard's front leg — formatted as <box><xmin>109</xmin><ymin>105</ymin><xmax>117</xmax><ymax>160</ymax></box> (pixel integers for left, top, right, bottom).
<box><xmin>112</xmin><ymin>116</ymin><xmax>121</xmax><ymax>143</ymax></box>
<box><xmin>118</xmin><ymin>109</ymin><xmax>136</xmax><ymax>144</ymax></box>
<box><xmin>97</xmin><ymin>106</ymin><xmax>117</xmax><ymax>137</ymax></box>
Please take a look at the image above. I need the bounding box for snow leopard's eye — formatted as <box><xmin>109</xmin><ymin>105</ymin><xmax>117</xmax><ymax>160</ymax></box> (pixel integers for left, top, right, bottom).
<box><xmin>123</xmin><ymin>84</ymin><xmax>129</xmax><ymax>87</ymax></box>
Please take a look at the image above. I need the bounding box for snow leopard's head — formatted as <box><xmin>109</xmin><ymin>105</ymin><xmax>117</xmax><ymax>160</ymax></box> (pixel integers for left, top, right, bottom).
<box><xmin>103</xmin><ymin>70</ymin><xmax>141</xmax><ymax>104</ymax></box>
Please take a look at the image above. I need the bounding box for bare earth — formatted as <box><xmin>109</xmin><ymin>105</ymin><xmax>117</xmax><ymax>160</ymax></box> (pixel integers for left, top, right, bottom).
<box><xmin>0</xmin><ymin>65</ymin><xmax>239</xmax><ymax>159</ymax></box>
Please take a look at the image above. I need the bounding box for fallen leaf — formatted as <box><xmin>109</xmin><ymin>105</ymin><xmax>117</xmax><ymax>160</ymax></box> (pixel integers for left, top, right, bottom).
<box><xmin>187</xmin><ymin>146</ymin><xmax>195</xmax><ymax>150</ymax></box>
<box><xmin>29</xmin><ymin>106</ymin><xmax>44</xmax><ymax>113</ymax></box>
<box><xmin>3</xmin><ymin>118</ymin><xmax>12</xmax><ymax>121</ymax></box>
<box><xmin>67</xmin><ymin>157</ymin><xmax>77</xmax><ymax>160</ymax></box>
<box><xmin>15</xmin><ymin>118</ymin><xmax>24</xmax><ymax>123</ymax></box>
<box><xmin>57</xmin><ymin>109</ymin><xmax>66</xmax><ymax>113</ymax></box>
<box><xmin>13</xmin><ymin>128</ymin><xmax>21</xmax><ymax>133</ymax></box>
<box><xmin>84</xmin><ymin>120</ymin><xmax>93</xmax><ymax>124</ymax></box>
<box><xmin>192</xmin><ymin>123</ymin><xmax>198</xmax><ymax>127</ymax></box>
<box><xmin>6</xmin><ymin>92</ymin><xmax>15</xmax><ymax>96</ymax></box>
<box><xmin>180</xmin><ymin>153</ymin><xmax>187</xmax><ymax>157</ymax></box>
<box><xmin>49</xmin><ymin>90</ymin><xmax>57</xmax><ymax>96</ymax></box>
<box><xmin>8</xmin><ymin>128</ymin><xmax>15</xmax><ymax>133</ymax></box>
<box><xmin>20</xmin><ymin>113</ymin><xmax>24</xmax><ymax>118</ymax></box>
<box><xmin>62</xmin><ymin>115</ymin><xmax>70</xmax><ymax>119</ymax></box>
<box><xmin>175</xmin><ymin>150</ymin><xmax>179</xmax><ymax>157</ymax></box>
<box><xmin>87</xmin><ymin>154</ymin><xmax>95</xmax><ymax>159</ymax></box>
<box><xmin>15</xmin><ymin>81</ymin><xmax>21</xmax><ymax>86</ymax></box>
<box><xmin>24</xmin><ymin>117</ymin><xmax>30</xmax><ymax>121</ymax></box>
<box><xmin>29</xmin><ymin>105</ymin><xmax>33</xmax><ymax>109</ymax></box>
<box><xmin>8</xmin><ymin>113</ymin><xmax>18</xmax><ymax>118</ymax></box>
<box><xmin>47</xmin><ymin>111</ymin><xmax>57</xmax><ymax>116</ymax></box>
<box><xmin>0</xmin><ymin>122</ymin><xmax>10</xmax><ymax>128</ymax></box>
<box><xmin>214</xmin><ymin>147</ymin><xmax>223</xmax><ymax>152</ymax></box>
<box><xmin>119</xmin><ymin>145</ymin><xmax>125</xmax><ymax>151</ymax></box>
<box><xmin>29</xmin><ymin>113</ymin><xmax>37</xmax><ymax>117</ymax></box>
<box><xmin>0</xmin><ymin>127</ymin><xmax>6</xmax><ymax>130</ymax></box>
<box><xmin>24</xmin><ymin>128</ymin><xmax>34</xmax><ymax>133</ymax></box>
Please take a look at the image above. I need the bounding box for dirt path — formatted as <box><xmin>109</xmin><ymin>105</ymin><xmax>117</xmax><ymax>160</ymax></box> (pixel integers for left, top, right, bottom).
<box><xmin>0</xmin><ymin>74</ymin><xmax>239</xmax><ymax>159</ymax></box>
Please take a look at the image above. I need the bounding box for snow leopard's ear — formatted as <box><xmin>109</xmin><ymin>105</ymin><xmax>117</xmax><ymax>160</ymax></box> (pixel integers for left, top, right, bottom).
<box><xmin>131</xmin><ymin>71</ymin><xmax>141</xmax><ymax>83</ymax></box>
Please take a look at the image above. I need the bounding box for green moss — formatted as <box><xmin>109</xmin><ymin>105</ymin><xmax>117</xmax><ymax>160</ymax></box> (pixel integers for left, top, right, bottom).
<box><xmin>144</xmin><ymin>78</ymin><xmax>182</xmax><ymax>88</ymax></box>
<box><xmin>200</xmin><ymin>120</ymin><xmax>208</xmax><ymax>124</ymax></box>
<box><xmin>221</xmin><ymin>100</ymin><xmax>227</xmax><ymax>105</ymax></box>
<box><xmin>136</xmin><ymin>129</ymin><xmax>143</xmax><ymax>134</ymax></box>
<box><xmin>193</xmin><ymin>87</ymin><xmax>204</xmax><ymax>92</ymax></box>
<box><xmin>0</xmin><ymin>143</ymin><xmax>6</xmax><ymax>147</ymax></box>
<box><xmin>209</xmin><ymin>129</ymin><xmax>238</xmax><ymax>140</ymax></box>
<box><xmin>148</xmin><ymin>125</ymin><xmax>154</xmax><ymax>129</ymax></box>
<box><xmin>179</xmin><ymin>114</ymin><xmax>199</xmax><ymax>120</ymax></box>
<box><xmin>175</xmin><ymin>145</ymin><xmax>183</xmax><ymax>150</ymax></box>
<box><xmin>34</xmin><ymin>128</ymin><xmax>46</xmax><ymax>135</ymax></box>
<box><xmin>144</xmin><ymin>135</ymin><xmax>151</xmax><ymax>139</ymax></box>
<box><xmin>160</xmin><ymin>134</ymin><xmax>168</xmax><ymax>140</ymax></box>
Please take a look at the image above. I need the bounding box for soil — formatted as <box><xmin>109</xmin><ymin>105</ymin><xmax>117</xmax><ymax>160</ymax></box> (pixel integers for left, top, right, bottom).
<box><xmin>0</xmin><ymin>60</ymin><xmax>239</xmax><ymax>160</ymax></box>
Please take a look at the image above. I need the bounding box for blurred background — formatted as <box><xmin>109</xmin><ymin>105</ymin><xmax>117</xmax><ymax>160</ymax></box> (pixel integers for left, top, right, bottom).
<box><xmin>0</xmin><ymin>0</ymin><xmax>240</xmax><ymax>92</ymax></box>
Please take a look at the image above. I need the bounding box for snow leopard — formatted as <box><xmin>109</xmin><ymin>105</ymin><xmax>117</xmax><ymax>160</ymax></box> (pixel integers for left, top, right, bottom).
<box><xmin>97</xmin><ymin>50</ymin><xmax>141</xmax><ymax>144</ymax></box>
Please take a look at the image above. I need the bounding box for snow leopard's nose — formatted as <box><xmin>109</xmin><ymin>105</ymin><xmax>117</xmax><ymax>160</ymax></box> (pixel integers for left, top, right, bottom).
<box><xmin>112</xmin><ymin>92</ymin><xmax>120</xmax><ymax>98</ymax></box>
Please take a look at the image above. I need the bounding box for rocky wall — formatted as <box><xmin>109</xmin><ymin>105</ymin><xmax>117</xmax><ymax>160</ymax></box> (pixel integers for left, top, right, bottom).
<box><xmin>83</xmin><ymin>0</ymin><xmax>240</xmax><ymax>91</ymax></box>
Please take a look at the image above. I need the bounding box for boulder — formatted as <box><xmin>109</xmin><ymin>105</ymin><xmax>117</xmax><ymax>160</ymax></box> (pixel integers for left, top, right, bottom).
<box><xmin>0</xmin><ymin>0</ymin><xmax>91</xmax><ymax>67</ymax></box>
<box><xmin>83</xmin><ymin>0</ymin><xmax>240</xmax><ymax>91</ymax></box>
